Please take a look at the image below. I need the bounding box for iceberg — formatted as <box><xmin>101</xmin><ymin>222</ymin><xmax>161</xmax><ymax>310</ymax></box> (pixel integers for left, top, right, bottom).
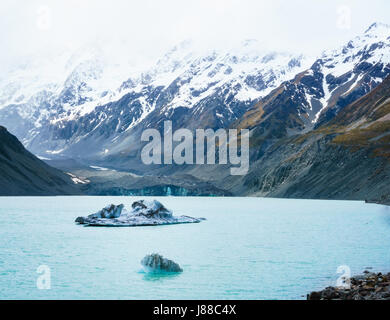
<box><xmin>141</xmin><ymin>253</ymin><xmax>183</xmax><ymax>273</ymax></box>
<box><xmin>75</xmin><ymin>200</ymin><xmax>205</xmax><ymax>227</ymax></box>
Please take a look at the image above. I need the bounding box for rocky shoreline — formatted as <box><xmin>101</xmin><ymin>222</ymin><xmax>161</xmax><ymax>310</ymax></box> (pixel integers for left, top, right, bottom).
<box><xmin>366</xmin><ymin>200</ymin><xmax>390</xmax><ymax>206</ymax></box>
<box><xmin>366</xmin><ymin>193</ymin><xmax>390</xmax><ymax>206</ymax></box>
<box><xmin>307</xmin><ymin>271</ymin><xmax>390</xmax><ymax>300</ymax></box>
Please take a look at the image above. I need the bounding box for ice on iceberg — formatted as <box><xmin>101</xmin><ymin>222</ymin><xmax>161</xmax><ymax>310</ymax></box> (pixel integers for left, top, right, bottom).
<box><xmin>75</xmin><ymin>200</ymin><xmax>204</xmax><ymax>227</ymax></box>
<box><xmin>141</xmin><ymin>253</ymin><xmax>183</xmax><ymax>273</ymax></box>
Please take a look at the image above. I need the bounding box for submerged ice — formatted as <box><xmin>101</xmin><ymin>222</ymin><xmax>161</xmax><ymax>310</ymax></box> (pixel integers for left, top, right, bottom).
<box><xmin>75</xmin><ymin>200</ymin><xmax>204</xmax><ymax>227</ymax></box>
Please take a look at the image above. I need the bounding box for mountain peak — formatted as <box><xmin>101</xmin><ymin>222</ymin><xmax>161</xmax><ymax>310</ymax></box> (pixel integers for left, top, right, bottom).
<box><xmin>364</xmin><ymin>22</ymin><xmax>390</xmax><ymax>35</ymax></box>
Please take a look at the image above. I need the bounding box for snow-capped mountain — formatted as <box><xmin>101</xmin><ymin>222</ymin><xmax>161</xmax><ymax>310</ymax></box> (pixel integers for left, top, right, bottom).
<box><xmin>0</xmin><ymin>45</ymin><xmax>138</xmax><ymax>147</ymax></box>
<box><xmin>0</xmin><ymin>46</ymin><xmax>128</xmax><ymax>112</ymax></box>
<box><xmin>236</xmin><ymin>22</ymin><xmax>390</xmax><ymax>140</ymax></box>
<box><xmin>315</xmin><ymin>22</ymin><xmax>390</xmax><ymax>125</ymax></box>
<box><xmin>0</xmin><ymin>39</ymin><xmax>309</xmax><ymax>159</ymax></box>
<box><xmin>1</xmin><ymin>22</ymin><xmax>389</xmax><ymax>166</ymax></box>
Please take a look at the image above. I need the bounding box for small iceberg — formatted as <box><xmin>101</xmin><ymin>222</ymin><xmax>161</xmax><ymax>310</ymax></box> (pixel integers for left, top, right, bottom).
<box><xmin>141</xmin><ymin>254</ymin><xmax>183</xmax><ymax>273</ymax></box>
<box><xmin>75</xmin><ymin>200</ymin><xmax>204</xmax><ymax>227</ymax></box>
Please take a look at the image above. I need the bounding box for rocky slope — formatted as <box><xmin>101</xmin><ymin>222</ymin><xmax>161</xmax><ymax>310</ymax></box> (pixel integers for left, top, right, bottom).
<box><xmin>231</xmin><ymin>75</ymin><xmax>390</xmax><ymax>200</ymax></box>
<box><xmin>0</xmin><ymin>126</ymin><xmax>82</xmax><ymax>196</ymax></box>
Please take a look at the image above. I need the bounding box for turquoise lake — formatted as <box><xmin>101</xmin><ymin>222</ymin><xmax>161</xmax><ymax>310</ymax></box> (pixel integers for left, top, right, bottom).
<box><xmin>0</xmin><ymin>196</ymin><xmax>389</xmax><ymax>300</ymax></box>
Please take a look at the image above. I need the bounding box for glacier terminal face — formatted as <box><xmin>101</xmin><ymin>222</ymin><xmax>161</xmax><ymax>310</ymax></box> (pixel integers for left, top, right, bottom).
<box><xmin>75</xmin><ymin>200</ymin><xmax>204</xmax><ymax>227</ymax></box>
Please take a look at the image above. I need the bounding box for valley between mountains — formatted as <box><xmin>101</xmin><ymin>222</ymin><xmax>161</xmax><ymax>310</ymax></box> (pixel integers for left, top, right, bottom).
<box><xmin>0</xmin><ymin>23</ymin><xmax>389</xmax><ymax>202</ymax></box>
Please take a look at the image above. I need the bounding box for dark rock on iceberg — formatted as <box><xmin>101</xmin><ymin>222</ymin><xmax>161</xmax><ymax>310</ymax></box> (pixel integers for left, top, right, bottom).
<box><xmin>131</xmin><ymin>200</ymin><xmax>172</xmax><ymax>218</ymax></box>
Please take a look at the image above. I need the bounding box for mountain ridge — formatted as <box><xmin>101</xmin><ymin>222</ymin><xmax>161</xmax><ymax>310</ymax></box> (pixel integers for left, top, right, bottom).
<box><xmin>0</xmin><ymin>40</ymin><xmax>310</xmax><ymax>160</ymax></box>
<box><xmin>0</xmin><ymin>126</ymin><xmax>82</xmax><ymax>196</ymax></box>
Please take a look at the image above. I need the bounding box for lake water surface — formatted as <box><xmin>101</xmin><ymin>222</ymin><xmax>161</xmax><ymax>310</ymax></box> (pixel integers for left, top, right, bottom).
<box><xmin>0</xmin><ymin>196</ymin><xmax>389</xmax><ymax>300</ymax></box>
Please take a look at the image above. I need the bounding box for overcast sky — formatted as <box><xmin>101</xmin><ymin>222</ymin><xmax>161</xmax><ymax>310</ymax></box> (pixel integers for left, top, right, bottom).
<box><xmin>0</xmin><ymin>0</ymin><xmax>389</xmax><ymax>70</ymax></box>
